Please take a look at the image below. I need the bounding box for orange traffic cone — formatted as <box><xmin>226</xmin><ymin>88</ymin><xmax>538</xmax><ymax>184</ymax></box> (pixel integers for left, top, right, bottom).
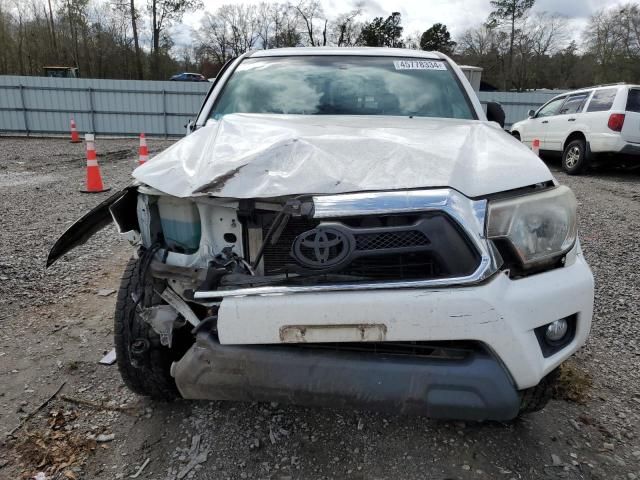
<box><xmin>138</xmin><ymin>133</ymin><xmax>149</xmax><ymax>165</ymax></box>
<box><xmin>70</xmin><ymin>118</ymin><xmax>81</xmax><ymax>143</ymax></box>
<box><xmin>81</xmin><ymin>134</ymin><xmax>110</xmax><ymax>193</ymax></box>
<box><xmin>532</xmin><ymin>138</ymin><xmax>540</xmax><ymax>156</ymax></box>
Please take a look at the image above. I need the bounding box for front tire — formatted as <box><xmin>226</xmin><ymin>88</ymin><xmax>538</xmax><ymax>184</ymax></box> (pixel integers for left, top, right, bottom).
<box><xmin>562</xmin><ymin>139</ymin><xmax>589</xmax><ymax>175</ymax></box>
<box><xmin>114</xmin><ymin>257</ymin><xmax>180</xmax><ymax>400</ymax></box>
<box><xmin>519</xmin><ymin>369</ymin><xmax>558</xmax><ymax>415</ymax></box>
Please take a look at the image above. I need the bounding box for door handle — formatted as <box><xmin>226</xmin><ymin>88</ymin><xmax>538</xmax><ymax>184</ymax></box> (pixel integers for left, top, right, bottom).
<box><xmin>568</xmin><ymin>118</ymin><xmax>576</xmax><ymax>122</ymax></box>
<box><xmin>542</xmin><ymin>120</ymin><xmax>549</xmax><ymax>124</ymax></box>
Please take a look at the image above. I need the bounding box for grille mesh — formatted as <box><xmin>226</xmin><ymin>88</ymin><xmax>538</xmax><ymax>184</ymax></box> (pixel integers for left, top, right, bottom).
<box><xmin>259</xmin><ymin>213</ymin><xmax>477</xmax><ymax>280</ymax></box>
<box><xmin>355</xmin><ymin>230</ymin><xmax>429</xmax><ymax>250</ymax></box>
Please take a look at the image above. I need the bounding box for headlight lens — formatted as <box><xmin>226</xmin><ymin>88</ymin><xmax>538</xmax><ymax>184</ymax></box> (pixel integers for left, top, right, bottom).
<box><xmin>487</xmin><ymin>186</ymin><xmax>577</xmax><ymax>267</ymax></box>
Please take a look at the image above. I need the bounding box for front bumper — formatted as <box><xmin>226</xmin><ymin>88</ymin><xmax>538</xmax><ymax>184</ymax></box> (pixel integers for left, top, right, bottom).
<box><xmin>214</xmin><ymin>252</ymin><xmax>594</xmax><ymax>390</ymax></box>
<box><xmin>172</xmin><ymin>332</ymin><xmax>521</xmax><ymax>421</ymax></box>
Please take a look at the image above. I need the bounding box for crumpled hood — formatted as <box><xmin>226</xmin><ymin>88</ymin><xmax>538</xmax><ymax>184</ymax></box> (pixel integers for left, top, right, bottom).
<box><xmin>133</xmin><ymin>114</ymin><xmax>553</xmax><ymax>199</ymax></box>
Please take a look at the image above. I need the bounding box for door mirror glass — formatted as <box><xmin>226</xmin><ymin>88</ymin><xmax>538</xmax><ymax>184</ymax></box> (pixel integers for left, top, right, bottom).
<box><xmin>528</xmin><ymin>109</ymin><xmax>536</xmax><ymax>118</ymax></box>
<box><xmin>486</xmin><ymin>102</ymin><xmax>506</xmax><ymax>128</ymax></box>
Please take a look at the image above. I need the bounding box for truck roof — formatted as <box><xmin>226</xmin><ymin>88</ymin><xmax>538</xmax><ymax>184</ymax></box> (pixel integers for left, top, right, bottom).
<box><xmin>249</xmin><ymin>47</ymin><xmax>443</xmax><ymax>60</ymax></box>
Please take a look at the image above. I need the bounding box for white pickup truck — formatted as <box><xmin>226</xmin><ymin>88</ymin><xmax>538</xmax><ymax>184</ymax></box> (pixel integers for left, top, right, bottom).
<box><xmin>48</xmin><ymin>48</ymin><xmax>594</xmax><ymax>421</ymax></box>
<box><xmin>511</xmin><ymin>84</ymin><xmax>640</xmax><ymax>174</ymax></box>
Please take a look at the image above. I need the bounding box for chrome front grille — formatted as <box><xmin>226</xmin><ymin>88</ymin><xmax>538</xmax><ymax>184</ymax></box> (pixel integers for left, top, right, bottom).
<box><xmin>194</xmin><ymin>189</ymin><xmax>497</xmax><ymax>299</ymax></box>
<box><xmin>261</xmin><ymin>212</ymin><xmax>479</xmax><ymax>281</ymax></box>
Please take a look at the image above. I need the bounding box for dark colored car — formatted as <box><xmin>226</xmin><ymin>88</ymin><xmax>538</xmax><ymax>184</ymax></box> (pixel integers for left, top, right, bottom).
<box><xmin>170</xmin><ymin>72</ymin><xmax>207</xmax><ymax>82</ymax></box>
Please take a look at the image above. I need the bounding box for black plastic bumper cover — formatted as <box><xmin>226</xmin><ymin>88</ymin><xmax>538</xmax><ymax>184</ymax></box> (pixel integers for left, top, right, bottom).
<box><xmin>620</xmin><ymin>143</ymin><xmax>640</xmax><ymax>156</ymax></box>
<box><xmin>172</xmin><ymin>333</ymin><xmax>520</xmax><ymax>421</ymax></box>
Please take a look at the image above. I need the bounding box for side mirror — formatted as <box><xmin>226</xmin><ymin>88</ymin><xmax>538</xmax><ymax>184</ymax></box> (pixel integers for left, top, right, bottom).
<box><xmin>486</xmin><ymin>101</ymin><xmax>506</xmax><ymax>129</ymax></box>
<box><xmin>528</xmin><ymin>109</ymin><xmax>536</xmax><ymax>118</ymax></box>
<box><xmin>185</xmin><ymin>119</ymin><xmax>195</xmax><ymax>135</ymax></box>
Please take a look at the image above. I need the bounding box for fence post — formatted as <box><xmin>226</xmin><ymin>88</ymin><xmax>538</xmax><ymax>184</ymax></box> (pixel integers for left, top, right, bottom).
<box><xmin>19</xmin><ymin>84</ymin><xmax>29</xmax><ymax>136</ymax></box>
<box><xmin>162</xmin><ymin>89</ymin><xmax>168</xmax><ymax>139</ymax></box>
<box><xmin>88</xmin><ymin>87</ymin><xmax>95</xmax><ymax>133</ymax></box>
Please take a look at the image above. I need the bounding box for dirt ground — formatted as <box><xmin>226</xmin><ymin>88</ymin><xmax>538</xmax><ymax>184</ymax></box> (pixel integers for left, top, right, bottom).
<box><xmin>0</xmin><ymin>137</ymin><xmax>639</xmax><ymax>480</ymax></box>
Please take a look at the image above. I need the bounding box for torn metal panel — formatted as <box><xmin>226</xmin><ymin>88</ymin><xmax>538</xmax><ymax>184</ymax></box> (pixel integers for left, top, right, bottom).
<box><xmin>139</xmin><ymin>304</ymin><xmax>181</xmax><ymax>347</ymax></box>
<box><xmin>132</xmin><ymin>114</ymin><xmax>553</xmax><ymax>199</ymax></box>
<box><xmin>158</xmin><ymin>286</ymin><xmax>201</xmax><ymax>328</ymax></box>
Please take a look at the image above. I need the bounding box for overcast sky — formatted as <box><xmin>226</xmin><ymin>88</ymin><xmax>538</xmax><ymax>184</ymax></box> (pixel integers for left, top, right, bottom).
<box><xmin>175</xmin><ymin>0</ymin><xmax>630</xmax><ymax>49</ymax></box>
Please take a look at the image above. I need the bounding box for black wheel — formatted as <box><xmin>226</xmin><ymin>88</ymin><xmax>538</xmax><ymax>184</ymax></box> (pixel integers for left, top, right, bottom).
<box><xmin>518</xmin><ymin>369</ymin><xmax>558</xmax><ymax>414</ymax></box>
<box><xmin>114</xmin><ymin>257</ymin><xmax>180</xmax><ymax>400</ymax></box>
<box><xmin>562</xmin><ymin>138</ymin><xmax>589</xmax><ymax>175</ymax></box>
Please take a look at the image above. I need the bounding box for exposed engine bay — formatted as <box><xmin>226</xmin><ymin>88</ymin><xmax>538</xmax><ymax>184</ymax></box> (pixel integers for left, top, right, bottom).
<box><xmin>97</xmin><ymin>184</ymin><xmax>493</xmax><ymax>303</ymax></box>
<box><xmin>46</xmin><ymin>182</ymin><xmax>499</xmax><ymax>344</ymax></box>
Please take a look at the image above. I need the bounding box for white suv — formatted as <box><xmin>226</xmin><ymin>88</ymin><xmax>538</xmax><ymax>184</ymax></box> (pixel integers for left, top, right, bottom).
<box><xmin>511</xmin><ymin>84</ymin><xmax>640</xmax><ymax>174</ymax></box>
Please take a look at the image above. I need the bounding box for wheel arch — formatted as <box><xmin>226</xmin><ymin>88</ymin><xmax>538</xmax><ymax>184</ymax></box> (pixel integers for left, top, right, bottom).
<box><xmin>563</xmin><ymin>131</ymin><xmax>587</xmax><ymax>151</ymax></box>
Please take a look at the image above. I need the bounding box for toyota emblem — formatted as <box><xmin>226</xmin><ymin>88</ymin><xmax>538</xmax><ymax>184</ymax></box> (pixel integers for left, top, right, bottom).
<box><xmin>291</xmin><ymin>226</ymin><xmax>354</xmax><ymax>268</ymax></box>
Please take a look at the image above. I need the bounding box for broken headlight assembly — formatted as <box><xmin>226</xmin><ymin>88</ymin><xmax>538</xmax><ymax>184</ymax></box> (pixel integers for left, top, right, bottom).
<box><xmin>487</xmin><ymin>186</ymin><xmax>577</xmax><ymax>270</ymax></box>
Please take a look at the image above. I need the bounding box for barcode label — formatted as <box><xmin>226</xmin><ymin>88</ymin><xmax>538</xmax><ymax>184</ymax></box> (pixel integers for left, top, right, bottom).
<box><xmin>393</xmin><ymin>60</ymin><xmax>447</xmax><ymax>71</ymax></box>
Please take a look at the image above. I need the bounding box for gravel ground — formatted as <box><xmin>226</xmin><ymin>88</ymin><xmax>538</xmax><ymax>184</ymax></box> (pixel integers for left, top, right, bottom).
<box><xmin>0</xmin><ymin>137</ymin><xmax>639</xmax><ymax>480</ymax></box>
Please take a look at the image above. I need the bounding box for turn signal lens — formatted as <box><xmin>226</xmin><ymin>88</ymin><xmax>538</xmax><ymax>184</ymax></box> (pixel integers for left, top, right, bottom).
<box><xmin>608</xmin><ymin>113</ymin><xmax>625</xmax><ymax>132</ymax></box>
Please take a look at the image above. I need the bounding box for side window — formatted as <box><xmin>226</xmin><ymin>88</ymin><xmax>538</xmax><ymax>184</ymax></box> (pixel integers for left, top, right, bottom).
<box><xmin>626</xmin><ymin>89</ymin><xmax>640</xmax><ymax>113</ymax></box>
<box><xmin>587</xmin><ymin>88</ymin><xmax>617</xmax><ymax>112</ymax></box>
<box><xmin>558</xmin><ymin>93</ymin><xmax>590</xmax><ymax>115</ymax></box>
<box><xmin>536</xmin><ymin>97</ymin><xmax>566</xmax><ymax>118</ymax></box>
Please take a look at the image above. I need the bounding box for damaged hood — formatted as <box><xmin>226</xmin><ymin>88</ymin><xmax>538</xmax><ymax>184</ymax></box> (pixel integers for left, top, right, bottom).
<box><xmin>133</xmin><ymin>114</ymin><xmax>553</xmax><ymax>199</ymax></box>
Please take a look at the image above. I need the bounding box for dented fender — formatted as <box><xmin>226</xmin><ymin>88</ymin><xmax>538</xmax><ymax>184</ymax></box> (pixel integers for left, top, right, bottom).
<box><xmin>46</xmin><ymin>185</ymin><xmax>138</xmax><ymax>267</ymax></box>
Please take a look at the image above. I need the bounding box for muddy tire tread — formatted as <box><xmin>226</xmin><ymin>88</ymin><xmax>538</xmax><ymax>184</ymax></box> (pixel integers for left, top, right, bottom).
<box><xmin>113</xmin><ymin>257</ymin><xmax>178</xmax><ymax>400</ymax></box>
<box><xmin>519</xmin><ymin>369</ymin><xmax>558</xmax><ymax>414</ymax></box>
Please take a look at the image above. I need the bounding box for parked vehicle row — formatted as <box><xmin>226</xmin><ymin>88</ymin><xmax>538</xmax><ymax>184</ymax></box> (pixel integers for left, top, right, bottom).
<box><xmin>511</xmin><ymin>84</ymin><xmax>640</xmax><ymax>174</ymax></box>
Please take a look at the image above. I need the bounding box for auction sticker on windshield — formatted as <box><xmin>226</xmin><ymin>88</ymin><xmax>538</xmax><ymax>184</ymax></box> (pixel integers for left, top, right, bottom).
<box><xmin>393</xmin><ymin>60</ymin><xmax>447</xmax><ymax>70</ymax></box>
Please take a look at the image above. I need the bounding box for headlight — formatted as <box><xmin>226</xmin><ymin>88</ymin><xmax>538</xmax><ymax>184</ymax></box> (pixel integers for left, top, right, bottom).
<box><xmin>487</xmin><ymin>186</ymin><xmax>577</xmax><ymax>267</ymax></box>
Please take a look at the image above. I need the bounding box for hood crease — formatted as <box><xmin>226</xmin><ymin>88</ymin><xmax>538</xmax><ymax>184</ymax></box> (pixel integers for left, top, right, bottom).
<box><xmin>132</xmin><ymin>114</ymin><xmax>553</xmax><ymax>199</ymax></box>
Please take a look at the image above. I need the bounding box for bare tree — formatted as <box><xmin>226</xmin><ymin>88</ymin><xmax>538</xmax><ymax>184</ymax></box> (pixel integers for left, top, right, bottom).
<box><xmin>332</xmin><ymin>5</ymin><xmax>362</xmax><ymax>47</ymax></box>
<box><xmin>46</xmin><ymin>0</ymin><xmax>57</xmax><ymax>60</ymax></box>
<box><xmin>488</xmin><ymin>0</ymin><xmax>535</xmax><ymax>89</ymax></box>
<box><xmin>295</xmin><ymin>0</ymin><xmax>326</xmax><ymax>46</ymax></box>
<box><xmin>515</xmin><ymin>12</ymin><xmax>568</xmax><ymax>88</ymax></box>
<box><xmin>197</xmin><ymin>4</ymin><xmax>260</xmax><ymax>66</ymax></box>
<box><xmin>149</xmin><ymin>0</ymin><xmax>202</xmax><ymax>78</ymax></box>
<box><xmin>584</xmin><ymin>4</ymin><xmax>640</xmax><ymax>82</ymax></box>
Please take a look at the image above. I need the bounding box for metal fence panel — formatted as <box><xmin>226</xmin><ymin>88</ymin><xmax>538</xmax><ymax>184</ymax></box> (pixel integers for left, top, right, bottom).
<box><xmin>0</xmin><ymin>75</ymin><xmax>210</xmax><ymax>137</ymax></box>
<box><xmin>0</xmin><ymin>75</ymin><xmax>566</xmax><ymax>136</ymax></box>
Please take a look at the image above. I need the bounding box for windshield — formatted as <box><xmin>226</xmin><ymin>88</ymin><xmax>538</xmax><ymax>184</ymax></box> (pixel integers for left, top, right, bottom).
<box><xmin>211</xmin><ymin>56</ymin><xmax>475</xmax><ymax>120</ymax></box>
